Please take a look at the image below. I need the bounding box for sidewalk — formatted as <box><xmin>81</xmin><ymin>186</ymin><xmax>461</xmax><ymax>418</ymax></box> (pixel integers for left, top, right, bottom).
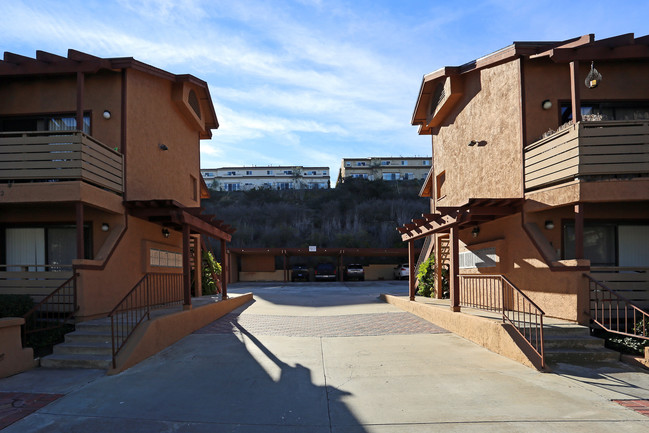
<box><xmin>1</xmin><ymin>281</ymin><xmax>649</xmax><ymax>432</ymax></box>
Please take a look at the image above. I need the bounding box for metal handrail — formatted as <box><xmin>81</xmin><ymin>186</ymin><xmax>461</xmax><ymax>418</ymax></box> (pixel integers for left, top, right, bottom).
<box><xmin>459</xmin><ymin>274</ymin><xmax>545</xmax><ymax>368</ymax></box>
<box><xmin>108</xmin><ymin>273</ymin><xmax>184</xmax><ymax>369</ymax></box>
<box><xmin>585</xmin><ymin>273</ymin><xmax>649</xmax><ymax>340</ymax></box>
<box><xmin>22</xmin><ymin>273</ymin><xmax>78</xmax><ymax>346</ymax></box>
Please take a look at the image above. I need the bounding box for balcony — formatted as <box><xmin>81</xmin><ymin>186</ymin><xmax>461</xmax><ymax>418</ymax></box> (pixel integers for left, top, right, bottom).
<box><xmin>0</xmin><ymin>130</ymin><xmax>123</xmax><ymax>194</ymax></box>
<box><xmin>524</xmin><ymin>120</ymin><xmax>649</xmax><ymax>192</ymax></box>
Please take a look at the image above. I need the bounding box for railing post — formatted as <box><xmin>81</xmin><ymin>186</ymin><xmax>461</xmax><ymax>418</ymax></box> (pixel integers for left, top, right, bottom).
<box><xmin>501</xmin><ymin>276</ymin><xmax>506</xmax><ymax>323</ymax></box>
<box><xmin>449</xmin><ymin>226</ymin><xmax>460</xmax><ymax>312</ymax></box>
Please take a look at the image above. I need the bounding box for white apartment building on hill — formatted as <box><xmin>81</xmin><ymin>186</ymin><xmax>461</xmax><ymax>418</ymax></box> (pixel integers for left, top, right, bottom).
<box><xmin>201</xmin><ymin>166</ymin><xmax>330</xmax><ymax>191</ymax></box>
<box><xmin>337</xmin><ymin>156</ymin><xmax>431</xmax><ymax>186</ymax></box>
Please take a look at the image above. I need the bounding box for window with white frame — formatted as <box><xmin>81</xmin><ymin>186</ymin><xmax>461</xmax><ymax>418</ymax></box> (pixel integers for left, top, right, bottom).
<box><xmin>246</xmin><ymin>170</ymin><xmax>253</xmax><ymax>175</ymax></box>
<box><xmin>401</xmin><ymin>160</ymin><xmax>408</xmax><ymax>166</ymax></box>
<box><xmin>226</xmin><ymin>171</ymin><xmax>236</xmax><ymax>176</ymax></box>
<box><xmin>381</xmin><ymin>161</ymin><xmax>391</xmax><ymax>166</ymax></box>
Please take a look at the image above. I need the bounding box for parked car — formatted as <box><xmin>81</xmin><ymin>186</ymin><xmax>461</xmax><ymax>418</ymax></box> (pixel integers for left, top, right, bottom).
<box><xmin>291</xmin><ymin>264</ymin><xmax>309</xmax><ymax>282</ymax></box>
<box><xmin>394</xmin><ymin>263</ymin><xmax>409</xmax><ymax>280</ymax></box>
<box><xmin>344</xmin><ymin>264</ymin><xmax>364</xmax><ymax>281</ymax></box>
<box><xmin>314</xmin><ymin>263</ymin><xmax>337</xmax><ymax>281</ymax></box>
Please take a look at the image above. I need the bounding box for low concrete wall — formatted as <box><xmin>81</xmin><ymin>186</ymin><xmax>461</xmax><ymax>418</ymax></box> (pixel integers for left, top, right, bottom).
<box><xmin>0</xmin><ymin>318</ymin><xmax>35</xmax><ymax>378</ymax></box>
<box><xmin>239</xmin><ymin>270</ymin><xmax>284</xmax><ymax>282</ymax></box>
<box><xmin>381</xmin><ymin>294</ymin><xmax>545</xmax><ymax>371</ymax></box>
<box><xmin>109</xmin><ymin>293</ymin><xmax>253</xmax><ymax>374</ymax></box>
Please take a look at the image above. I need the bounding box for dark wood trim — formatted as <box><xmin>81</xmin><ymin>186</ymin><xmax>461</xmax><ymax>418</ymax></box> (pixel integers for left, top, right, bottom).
<box><xmin>182</xmin><ymin>224</ymin><xmax>191</xmax><ymax>306</ymax></box>
<box><xmin>121</xmin><ymin>68</ymin><xmax>128</xmax><ymax>201</ymax></box>
<box><xmin>220</xmin><ymin>240</ymin><xmax>228</xmax><ymax>299</ymax></box>
<box><xmin>76</xmin><ymin>72</ymin><xmax>84</xmax><ymax>131</ymax></box>
<box><xmin>449</xmin><ymin>225</ymin><xmax>460</xmax><ymax>312</ymax></box>
<box><xmin>76</xmin><ymin>202</ymin><xmax>84</xmax><ymax>260</ymax></box>
<box><xmin>574</xmin><ymin>203</ymin><xmax>584</xmax><ymax>259</ymax></box>
<box><xmin>570</xmin><ymin>61</ymin><xmax>581</xmax><ymax>124</ymax></box>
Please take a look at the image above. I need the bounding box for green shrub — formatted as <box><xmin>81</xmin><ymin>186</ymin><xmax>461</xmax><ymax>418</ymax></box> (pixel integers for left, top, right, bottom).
<box><xmin>0</xmin><ymin>294</ymin><xmax>34</xmax><ymax>318</ymax></box>
<box><xmin>416</xmin><ymin>256</ymin><xmax>449</xmax><ymax>298</ymax></box>
<box><xmin>202</xmin><ymin>250</ymin><xmax>222</xmax><ymax>296</ymax></box>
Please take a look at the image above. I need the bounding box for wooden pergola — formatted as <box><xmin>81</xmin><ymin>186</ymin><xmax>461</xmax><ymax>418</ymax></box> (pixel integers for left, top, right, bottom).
<box><xmin>126</xmin><ymin>200</ymin><xmax>235</xmax><ymax>302</ymax></box>
<box><xmin>397</xmin><ymin>198</ymin><xmax>523</xmax><ymax>307</ymax></box>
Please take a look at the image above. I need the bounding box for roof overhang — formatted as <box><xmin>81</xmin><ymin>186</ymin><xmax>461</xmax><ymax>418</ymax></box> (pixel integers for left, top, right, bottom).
<box><xmin>397</xmin><ymin>198</ymin><xmax>523</xmax><ymax>242</ymax></box>
<box><xmin>125</xmin><ymin>200</ymin><xmax>234</xmax><ymax>241</ymax></box>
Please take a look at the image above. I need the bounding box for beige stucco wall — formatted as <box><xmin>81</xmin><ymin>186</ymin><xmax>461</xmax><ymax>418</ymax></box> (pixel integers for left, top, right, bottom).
<box><xmin>434</xmin><ymin>60</ymin><xmax>523</xmax><ymax>207</ymax></box>
<box><xmin>0</xmin><ymin>318</ymin><xmax>34</xmax><ymax>378</ymax></box>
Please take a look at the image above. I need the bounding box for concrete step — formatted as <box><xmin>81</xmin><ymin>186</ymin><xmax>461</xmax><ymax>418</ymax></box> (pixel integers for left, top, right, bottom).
<box><xmin>40</xmin><ymin>353</ymin><xmax>113</xmax><ymax>370</ymax></box>
<box><xmin>545</xmin><ymin>348</ymin><xmax>620</xmax><ymax>365</ymax></box>
<box><xmin>544</xmin><ymin>335</ymin><xmax>606</xmax><ymax>350</ymax></box>
<box><xmin>74</xmin><ymin>320</ymin><xmax>113</xmax><ymax>333</ymax></box>
<box><xmin>64</xmin><ymin>330</ymin><xmax>112</xmax><ymax>345</ymax></box>
<box><xmin>543</xmin><ymin>324</ymin><xmax>591</xmax><ymax>338</ymax></box>
<box><xmin>52</xmin><ymin>341</ymin><xmax>113</xmax><ymax>356</ymax></box>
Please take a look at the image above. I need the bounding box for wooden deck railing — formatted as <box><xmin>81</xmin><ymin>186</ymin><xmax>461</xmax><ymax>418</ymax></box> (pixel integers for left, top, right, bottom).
<box><xmin>109</xmin><ymin>273</ymin><xmax>184</xmax><ymax>369</ymax></box>
<box><xmin>0</xmin><ymin>130</ymin><xmax>123</xmax><ymax>193</ymax></box>
<box><xmin>0</xmin><ymin>264</ymin><xmax>74</xmax><ymax>303</ymax></box>
<box><xmin>460</xmin><ymin>275</ymin><xmax>545</xmax><ymax>368</ymax></box>
<box><xmin>524</xmin><ymin>120</ymin><xmax>649</xmax><ymax>191</ymax></box>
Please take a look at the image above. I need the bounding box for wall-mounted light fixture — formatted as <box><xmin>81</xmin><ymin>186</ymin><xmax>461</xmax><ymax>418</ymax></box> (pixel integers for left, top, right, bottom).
<box><xmin>545</xmin><ymin>220</ymin><xmax>555</xmax><ymax>230</ymax></box>
<box><xmin>162</xmin><ymin>228</ymin><xmax>170</xmax><ymax>238</ymax></box>
<box><xmin>103</xmin><ymin>110</ymin><xmax>111</xmax><ymax>119</ymax></box>
<box><xmin>101</xmin><ymin>223</ymin><xmax>110</xmax><ymax>232</ymax></box>
<box><xmin>585</xmin><ymin>61</ymin><xmax>602</xmax><ymax>89</ymax></box>
<box><xmin>468</xmin><ymin>140</ymin><xmax>477</xmax><ymax>146</ymax></box>
<box><xmin>541</xmin><ymin>100</ymin><xmax>552</xmax><ymax>110</ymax></box>
<box><xmin>159</xmin><ymin>143</ymin><xmax>169</xmax><ymax>151</ymax></box>
<box><xmin>472</xmin><ymin>226</ymin><xmax>480</xmax><ymax>238</ymax></box>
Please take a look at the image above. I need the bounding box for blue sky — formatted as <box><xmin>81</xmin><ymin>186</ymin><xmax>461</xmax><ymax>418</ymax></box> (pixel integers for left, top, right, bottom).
<box><xmin>2</xmin><ymin>1</ymin><xmax>648</xmax><ymax>178</ymax></box>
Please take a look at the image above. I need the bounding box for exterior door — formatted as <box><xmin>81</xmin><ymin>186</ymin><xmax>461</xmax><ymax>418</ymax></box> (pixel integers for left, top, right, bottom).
<box><xmin>619</xmin><ymin>225</ymin><xmax>649</xmax><ymax>268</ymax></box>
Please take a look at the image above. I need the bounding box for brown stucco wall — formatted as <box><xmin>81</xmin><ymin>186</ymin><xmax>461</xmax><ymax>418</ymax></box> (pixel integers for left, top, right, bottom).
<box><xmin>458</xmin><ymin>214</ymin><xmax>587</xmax><ymax>323</ymax></box>
<box><xmin>0</xmin><ymin>318</ymin><xmax>35</xmax><ymax>378</ymax></box>
<box><xmin>124</xmin><ymin>69</ymin><xmax>201</xmax><ymax>207</ymax></box>
<box><xmin>434</xmin><ymin>60</ymin><xmax>523</xmax><ymax>207</ymax></box>
<box><xmin>523</xmin><ymin>58</ymin><xmax>649</xmax><ymax>146</ymax></box>
<box><xmin>75</xmin><ymin>216</ymin><xmax>184</xmax><ymax>320</ymax></box>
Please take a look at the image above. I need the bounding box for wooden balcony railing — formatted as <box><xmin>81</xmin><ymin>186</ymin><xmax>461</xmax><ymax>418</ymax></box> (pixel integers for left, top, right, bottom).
<box><xmin>524</xmin><ymin>120</ymin><xmax>649</xmax><ymax>191</ymax></box>
<box><xmin>0</xmin><ymin>130</ymin><xmax>123</xmax><ymax>194</ymax></box>
<box><xmin>0</xmin><ymin>264</ymin><xmax>74</xmax><ymax>303</ymax></box>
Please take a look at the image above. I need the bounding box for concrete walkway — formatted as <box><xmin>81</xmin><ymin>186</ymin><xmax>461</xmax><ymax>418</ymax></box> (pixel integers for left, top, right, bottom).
<box><xmin>2</xmin><ymin>281</ymin><xmax>649</xmax><ymax>432</ymax></box>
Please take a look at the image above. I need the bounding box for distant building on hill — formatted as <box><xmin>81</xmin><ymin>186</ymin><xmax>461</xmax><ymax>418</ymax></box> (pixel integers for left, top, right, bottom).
<box><xmin>336</xmin><ymin>156</ymin><xmax>431</xmax><ymax>186</ymax></box>
<box><xmin>201</xmin><ymin>166</ymin><xmax>330</xmax><ymax>191</ymax></box>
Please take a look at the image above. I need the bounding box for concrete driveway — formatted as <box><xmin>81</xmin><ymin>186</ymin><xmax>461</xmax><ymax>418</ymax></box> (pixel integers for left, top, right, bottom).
<box><xmin>2</xmin><ymin>281</ymin><xmax>649</xmax><ymax>432</ymax></box>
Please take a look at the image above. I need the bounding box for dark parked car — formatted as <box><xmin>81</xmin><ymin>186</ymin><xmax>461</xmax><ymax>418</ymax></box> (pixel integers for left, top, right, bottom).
<box><xmin>344</xmin><ymin>264</ymin><xmax>364</xmax><ymax>281</ymax></box>
<box><xmin>291</xmin><ymin>264</ymin><xmax>309</xmax><ymax>282</ymax></box>
<box><xmin>314</xmin><ymin>263</ymin><xmax>337</xmax><ymax>281</ymax></box>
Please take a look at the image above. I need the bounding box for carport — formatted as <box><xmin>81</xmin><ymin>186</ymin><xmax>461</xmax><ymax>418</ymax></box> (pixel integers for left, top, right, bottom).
<box><xmin>228</xmin><ymin>247</ymin><xmax>420</xmax><ymax>282</ymax></box>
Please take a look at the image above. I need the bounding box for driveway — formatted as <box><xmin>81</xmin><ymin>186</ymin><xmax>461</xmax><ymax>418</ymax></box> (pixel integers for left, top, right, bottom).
<box><xmin>2</xmin><ymin>281</ymin><xmax>649</xmax><ymax>432</ymax></box>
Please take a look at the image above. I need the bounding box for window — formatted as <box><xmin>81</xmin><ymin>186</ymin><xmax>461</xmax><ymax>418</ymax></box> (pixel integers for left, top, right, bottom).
<box><xmin>267</xmin><ymin>170</ymin><xmax>274</xmax><ymax>175</ymax></box>
<box><xmin>309</xmin><ymin>171</ymin><xmax>317</xmax><ymax>175</ymax></box>
<box><xmin>381</xmin><ymin>161</ymin><xmax>391</xmax><ymax>166</ymax></box>
<box><xmin>225</xmin><ymin>183</ymin><xmax>240</xmax><ymax>191</ymax></box>
<box><xmin>560</xmin><ymin>101</ymin><xmax>649</xmax><ymax>123</ymax></box>
<box><xmin>345</xmin><ymin>162</ymin><xmax>351</xmax><ymax>167</ymax></box>
<box><xmin>246</xmin><ymin>170</ymin><xmax>253</xmax><ymax>175</ymax></box>
<box><xmin>284</xmin><ymin>170</ymin><xmax>293</xmax><ymax>175</ymax></box>
<box><xmin>459</xmin><ymin>248</ymin><xmax>498</xmax><ymax>269</ymax></box>
<box><xmin>0</xmin><ymin>113</ymin><xmax>91</xmax><ymax>134</ymax></box>
<box><xmin>202</xmin><ymin>172</ymin><xmax>214</xmax><ymax>177</ymax></box>
<box><xmin>277</xmin><ymin>182</ymin><xmax>293</xmax><ymax>190</ymax></box>
<box><xmin>401</xmin><ymin>160</ymin><xmax>408</xmax><ymax>166</ymax></box>
<box><xmin>227</xmin><ymin>171</ymin><xmax>236</xmax><ymax>176</ymax></box>
<box><xmin>322</xmin><ymin>171</ymin><xmax>327</xmax><ymax>175</ymax></box>
<box><xmin>436</xmin><ymin>171</ymin><xmax>446</xmax><ymax>199</ymax></box>
<box><xmin>355</xmin><ymin>162</ymin><xmax>366</xmax><ymax>167</ymax></box>
<box><xmin>403</xmin><ymin>173</ymin><xmax>414</xmax><ymax>180</ymax></box>
<box><xmin>562</xmin><ymin>222</ymin><xmax>649</xmax><ymax>266</ymax></box>
<box><xmin>383</xmin><ymin>172</ymin><xmax>400</xmax><ymax>181</ymax></box>
<box><xmin>423</xmin><ymin>160</ymin><xmax>431</xmax><ymax>166</ymax></box>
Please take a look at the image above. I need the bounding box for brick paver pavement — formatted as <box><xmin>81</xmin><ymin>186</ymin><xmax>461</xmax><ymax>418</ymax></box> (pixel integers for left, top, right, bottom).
<box><xmin>0</xmin><ymin>392</ymin><xmax>63</xmax><ymax>430</ymax></box>
<box><xmin>195</xmin><ymin>311</ymin><xmax>449</xmax><ymax>337</ymax></box>
<box><xmin>614</xmin><ymin>400</ymin><xmax>649</xmax><ymax>417</ymax></box>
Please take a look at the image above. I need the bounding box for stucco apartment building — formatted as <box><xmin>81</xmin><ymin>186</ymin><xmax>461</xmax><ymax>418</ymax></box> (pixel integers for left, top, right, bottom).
<box><xmin>202</xmin><ymin>166</ymin><xmax>330</xmax><ymax>191</ymax></box>
<box><xmin>0</xmin><ymin>50</ymin><xmax>234</xmax><ymax>326</ymax></box>
<box><xmin>398</xmin><ymin>33</ymin><xmax>649</xmax><ymax>366</ymax></box>
<box><xmin>336</xmin><ymin>156</ymin><xmax>431</xmax><ymax>186</ymax></box>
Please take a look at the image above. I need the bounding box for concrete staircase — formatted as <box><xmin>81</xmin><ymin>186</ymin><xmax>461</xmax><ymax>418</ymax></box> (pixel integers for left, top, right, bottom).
<box><xmin>543</xmin><ymin>323</ymin><xmax>620</xmax><ymax>366</ymax></box>
<box><xmin>40</xmin><ymin>318</ymin><xmax>113</xmax><ymax>370</ymax></box>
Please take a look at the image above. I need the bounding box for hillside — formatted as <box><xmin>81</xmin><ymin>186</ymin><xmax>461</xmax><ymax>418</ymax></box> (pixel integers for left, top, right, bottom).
<box><xmin>202</xmin><ymin>178</ymin><xmax>429</xmax><ymax>249</ymax></box>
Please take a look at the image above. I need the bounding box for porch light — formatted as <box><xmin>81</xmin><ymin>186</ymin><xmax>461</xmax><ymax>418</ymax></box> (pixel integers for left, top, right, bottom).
<box><xmin>472</xmin><ymin>226</ymin><xmax>480</xmax><ymax>238</ymax></box>
<box><xmin>162</xmin><ymin>228</ymin><xmax>170</xmax><ymax>238</ymax></box>
<box><xmin>468</xmin><ymin>140</ymin><xmax>477</xmax><ymax>146</ymax></box>
<box><xmin>585</xmin><ymin>61</ymin><xmax>602</xmax><ymax>89</ymax></box>
<box><xmin>159</xmin><ymin>143</ymin><xmax>169</xmax><ymax>151</ymax></box>
<box><xmin>103</xmin><ymin>110</ymin><xmax>111</xmax><ymax>119</ymax></box>
<box><xmin>545</xmin><ymin>220</ymin><xmax>555</xmax><ymax>230</ymax></box>
<box><xmin>541</xmin><ymin>100</ymin><xmax>552</xmax><ymax>110</ymax></box>
<box><xmin>101</xmin><ymin>223</ymin><xmax>110</xmax><ymax>232</ymax></box>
